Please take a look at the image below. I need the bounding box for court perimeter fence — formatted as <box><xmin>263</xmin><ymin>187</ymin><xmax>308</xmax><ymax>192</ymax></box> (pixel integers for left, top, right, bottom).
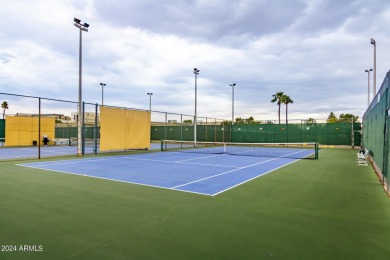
<box><xmin>363</xmin><ymin>69</ymin><xmax>390</xmax><ymax>195</ymax></box>
<box><xmin>1</xmin><ymin>92</ymin><xmax>361</xmax><ymax>160</ymax></box>
<box><xmin>151</xmin><ymin>121</ymin><xmax>361</xmax><ymax>146</ymax></box>
<box><xmin>0</xmin><ymin>92</ymin><xmax>101</xmax><ymax>158</ymax></box>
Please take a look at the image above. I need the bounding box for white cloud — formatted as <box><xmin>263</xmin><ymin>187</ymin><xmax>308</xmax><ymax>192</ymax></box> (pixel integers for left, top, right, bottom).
<box><xmin>1</xmin><ymin>0</ymin><xmax>390</xmax><ymax>121</ymax></box>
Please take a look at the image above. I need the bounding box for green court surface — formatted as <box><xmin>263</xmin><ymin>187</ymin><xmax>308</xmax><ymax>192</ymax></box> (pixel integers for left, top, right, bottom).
<box><xmin>1</xmin><ymin>149</ymin><xmax>389</xmax><ymax>259</ymax></box>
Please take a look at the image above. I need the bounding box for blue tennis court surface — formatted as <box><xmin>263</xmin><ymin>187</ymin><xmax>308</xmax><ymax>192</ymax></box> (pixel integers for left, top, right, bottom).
<box><xmin>18</xmin><ymin>149</ymin><xmax>314</xmax><ymax>196</ymax></box>
<box><xmin>0</xmin><ymin>142</ymin><xmax>162</xmax><ymax>160</ymax></box>
<box><xmin>0</xmin><ymin>146</ymin><xmax>96</xmax><ymax>160</ymax></box>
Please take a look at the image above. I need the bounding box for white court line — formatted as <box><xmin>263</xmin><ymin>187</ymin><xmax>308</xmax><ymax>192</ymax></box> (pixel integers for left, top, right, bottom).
<box><xmin>171</xmin><ymin>157</ymin><xmax>280</xmax><ymax>189</ymax></box>
<box><xmin>211</xmin><ymin>158</ymin><xmax>301</xmax><ymax>196</ymax></box>
<box><xmin>123</xmin><ymin>156</ymin><xmax>238</xmax><ymax>168</ymax></box>
<box><xmin>3</xmin><ymin>155</ymin><xmax>36</xmax><ymax>159</ymax></box>
<box><xmin>177</xmin><ymin>153</ymin><xmax>226</xmax><ymax>162</ymax></box>
<box><xmin>171</xmin><ymin>149</ymin><xmax>309</xmax><ymax>189</ymax></box>
<box><xmin>18</xmin><ymin>152</ymin><xmax>239</xmax><ymax>169</ymax></box>
<box><xmin>16</xmin><ymin>156</ymin><xmax>131</xmax><ymax>167</ymax></box>
<box><xmin>17</xmin><ymin>148</ymin><xmax>315</xmax><ymax>196</ymax></box>
<box><xmin>16</xmin><ymin>152</ymin><xmax>237</xmax><ymax>168</ymax></box>
<box><xmin>20</xmin><ymin>164</ymin><xmax>214</xmax><ymax>196</ymax></box>
<box><xmin>16</xmin><ymin>152</ymin><xmax>172</xmax><ymax>167</ymax></box>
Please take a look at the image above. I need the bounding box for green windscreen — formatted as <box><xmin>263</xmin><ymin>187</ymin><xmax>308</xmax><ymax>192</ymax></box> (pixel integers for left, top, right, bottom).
<box><xmin>363</xmin><ymin>70</ymin><xmax>390</xmax><ymax>194</ymax></box>
<box><xmin>151</xmin><ymin>121</ymin><xmax>361</xmax><ymax>146</ymax></box>
<box><xmin>0</xmin><ymin>119</ymin><xmax>5</xmax><ymax>139</ymax></box>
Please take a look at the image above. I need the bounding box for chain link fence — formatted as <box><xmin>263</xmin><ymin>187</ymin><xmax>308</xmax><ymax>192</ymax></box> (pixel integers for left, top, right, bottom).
<box><xmin>1</xmin><ymin>92</ymin><xmax>361</xmax><ymax>161</ymax></box>
<box><xmin>363</xmin><ymin>70</ymin><xmax>390</xmax><ymax>195</ymax></box>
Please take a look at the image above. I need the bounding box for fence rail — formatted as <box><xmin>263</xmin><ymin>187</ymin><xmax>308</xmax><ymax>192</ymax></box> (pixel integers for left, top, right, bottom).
<box><xmin>363</xmin><ymin>70</ymin><xmax>390</xmax><ymax>195</ymax></box>
<box><xmin>0</xmin><ymin>92</ymin><xmax>361</xmax><ymax>161</ymax></box>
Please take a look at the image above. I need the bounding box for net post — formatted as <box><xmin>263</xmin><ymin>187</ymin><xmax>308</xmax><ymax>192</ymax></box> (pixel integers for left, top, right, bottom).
<box><xmin>161</xmin><ymin>139</ymin><xmax>163</xmax><ymax>151</ymax></box>
<box><xmin>315</xmin><ymin>143</ymin><xmax>319</xmax><ymax>159</ymax></box>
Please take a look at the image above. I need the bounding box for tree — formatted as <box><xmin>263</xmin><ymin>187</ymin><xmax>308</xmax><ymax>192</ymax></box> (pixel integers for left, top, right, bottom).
<box><xmin>339</xmin><ymin>113</ymin><xmax>359</xmax><ymax>123</ymax></box>
<box><xmin>1</xmin><ymin>101</ymin><xmax>9</xmax><ymax>119</ymax></box>
<box><xmin>282</xmin><ymin>95</ymin><xmax>293</xmax><ymax>124</ymax></box>
<box><xmin>235</xmin><ymin>117</ymin><xmax>245</xmax><ymax>124</ymax></box>
<box><xmin>271</xmin><ymin>91</ymin><xmax>284</xmax><ymax>124</ymax></box>
<box><xmin>183</xmin><ymin>119</ymin><xmax>192</xmax><ymax>125</ymax></box>
<box><xmin>245</xmin><ymin>116</ymin><xmax>256</xmax><ymax>124</ymax></box>
<box><xmin>327</xmin><ymin>112</ymin><xmax>338</xmax><ymax>123</ymax></box>
<box><xmin>305</xmin><ymin>118</ymin><xmax>316</xmax><ymax>124</ymax></box>
<box><xmin>233</xmin><ymin>116</ymin><xmax>259</xmax><ymax>124</ymax></box>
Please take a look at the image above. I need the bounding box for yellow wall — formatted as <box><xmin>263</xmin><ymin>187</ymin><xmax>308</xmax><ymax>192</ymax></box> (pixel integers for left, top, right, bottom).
<box><xmin>100</xmin><ymin>107</ymin><xmax>151</xmax><ymax>151</ymax></box>
<box><xmin>5</xmin><ymin>116</ymin><xmax>55</xmax><ymax>146</ymax></box>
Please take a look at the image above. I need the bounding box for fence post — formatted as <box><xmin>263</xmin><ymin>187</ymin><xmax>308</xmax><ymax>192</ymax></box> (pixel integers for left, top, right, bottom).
<box><xmin>164</xmin><ymin>112</ymin><xmax>167</xmax><ymax>141</ymax></box>
<box><xmin>351</xmin><ymin>119</ymin><xmax>355</xmax><ymax>149</ymax></box>
<box><xmin>38</xmin><ymin>97</ymin><xmax>41</xmax><ymax>159</ymax></box>
<box><xmin>82</xmin><ymin>102</ymin><xmax>85</xmax><ymax>155</ymax></box>
<box><xmin>214</xmin><ymin>118</ymin><xmax>217</xmax><ymax>142</ymax></box>
<box><xmin>180</xmin><ymin>114</ymin><xmax>183</xmax><ymax>141</ymax></box>
<box><xmin>205</xmin><ymin>117</ymin><xmax>208</xmax><ymax>142</ymax></box>
<box><xmin>230</xmin><ymin>119</ymin><xmax>232</xmax><ymax>142</ymax></box>
<box><xmin>223</xmin><ymin>121</ymin><xmax>226</xmax><ymax>142</ymax></box>
<box><xmin>94</xmin><ymin>103</ymin><xmax>98</xmax><ymax>155</ymax></box>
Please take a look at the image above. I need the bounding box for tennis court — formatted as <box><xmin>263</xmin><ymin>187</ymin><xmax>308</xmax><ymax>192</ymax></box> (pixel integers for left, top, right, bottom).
<box><xmin>0</xmin><ymin>142</ymin><xmax>163</xmax><ymax>160</ymax></box>
<box><xmin>18</xmin><ymin>143</ymin><xmax>315</xmax><ymax>196</ymax></box>
<box><xmin>0</xmin><ymin>146</ymin><xmax>95</xmax><ymax>160</ymax></box>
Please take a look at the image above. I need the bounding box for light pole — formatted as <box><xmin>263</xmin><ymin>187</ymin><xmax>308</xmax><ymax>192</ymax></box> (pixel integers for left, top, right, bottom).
<box><xmin>370</xmin><ymin>38</ymin><xmax>376</xmax><ymax>96</ymax></box>
<box><xmin>230</xmin><ymin>83</ymin><xmax>236</xmax><ymax>124</ymax></box>
<box><xmin>193</xmin><ymin>68</ymin><xmax>200</xmax><ymax>146</ymax></box>
<box><xmin>147</xmin><ymin>92</ymin><xmax>153</xmax><ymax>111</ymax></box>
<box><xmin>74</xmin><ymin>17</ymin><xmax>89</xmax><ymax>156</ymax></box>
<box><xmin>100</xmin><ymin>83</ymin><xmax>106</xmax><ymax>106</ymax></box>
<box><xmin>230</xmin><ymin>83</ymin><xmax>236</xmax><ymax>143</ymax></box>
<box><xmin>365</xmin><ymin>68</ymin><xmax>373</xmax><ymax>107</ymax></box>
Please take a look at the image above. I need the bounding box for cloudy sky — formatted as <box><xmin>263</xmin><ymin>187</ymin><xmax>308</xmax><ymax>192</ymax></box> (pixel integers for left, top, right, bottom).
<box><xmin>1</xmin><ymin>0</ymin><xmax>389</xmax><ymax>122</ymax></box>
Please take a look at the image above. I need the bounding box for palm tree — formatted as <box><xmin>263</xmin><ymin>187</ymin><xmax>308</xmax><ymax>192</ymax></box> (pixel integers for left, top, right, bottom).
<box><xmin>282</xmin><ymin>95</ymin><xmax>293</xmax><ymax>124</ymax></box>
<box><xmin>1</xmin><ymin>101</ymin><xmax>8</xmax><ymax>119</ymax></box>
<box><xmin>271</xmin><ymin>92</ymin><xmax>284</xmax><ymax>124</ymax></box>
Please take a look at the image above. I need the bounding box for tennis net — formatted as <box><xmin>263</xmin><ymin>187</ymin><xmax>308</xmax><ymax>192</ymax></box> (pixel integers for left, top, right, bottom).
<box><xmin>161</xmin><ymin>140</ymin><xmax>319</xmax><ymax>159</ymax></box>
<box><xmin>64</xmin><ymin>138</ymin><xmax>99</xmax><ymax>147</ymax></box>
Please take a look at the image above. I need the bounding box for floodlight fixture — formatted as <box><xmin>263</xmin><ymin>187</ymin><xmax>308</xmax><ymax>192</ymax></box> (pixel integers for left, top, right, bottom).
<box><xmin>74</xmin><ymin>18</ymin><xmax>89</xmax><ymax>32</ymax></box>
